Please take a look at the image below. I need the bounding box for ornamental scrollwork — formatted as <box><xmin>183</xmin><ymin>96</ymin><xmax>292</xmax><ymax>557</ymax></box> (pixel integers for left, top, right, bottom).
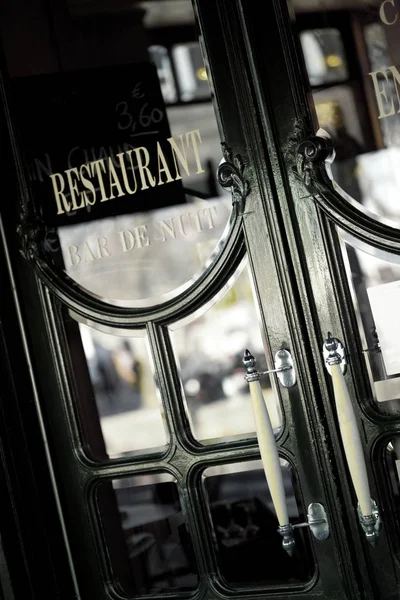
<box><xmin>17</xmin><ymin>213</ymin><xmax>59</xmax><ymax>265</ymax></box>
<box><xmin>217</xmin><ymin>143</ymin><xmax>250</xmax><ymax>213</ymax></box>
<box><xmin>296</xmin><ymin>132</ymin><xmax>335</xmax><ymax>187</ymax></box>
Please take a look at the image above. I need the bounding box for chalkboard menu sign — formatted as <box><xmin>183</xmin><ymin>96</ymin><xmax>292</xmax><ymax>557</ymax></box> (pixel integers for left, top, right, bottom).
<box><xmin>11</xmin><ymin>62</ymin><xmax>186</xmax><ymax>227</ymax></box>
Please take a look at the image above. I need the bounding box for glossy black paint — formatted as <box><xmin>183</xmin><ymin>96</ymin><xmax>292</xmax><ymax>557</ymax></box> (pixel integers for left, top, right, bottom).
<box><xmin>0</xmin><ymin>1</ymin><xmax>399</xmax><ymax>600</ymax></box>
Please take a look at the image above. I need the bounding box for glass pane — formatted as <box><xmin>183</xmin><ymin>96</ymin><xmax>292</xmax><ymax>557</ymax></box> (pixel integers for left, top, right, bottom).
<box><xmin>58</xmin><ymin>195</ymin><xmax>231</xmax><ymax>306</ymax></box>
<box><xmin>172</xmin><ymin>42</ymin><xmax>211</xmax><ymax>102</ymax></box>
<box><xmin>97</xmin><ymin>474</ymin><xmax>198</xmax><ymax>596</ymax></box>
<box><xmin>202</xmin><ymin>460</ymin><xmax>314</xmax><ymax>587</ymax></box>
<box><xmin>148</xmin><ymin>45</ymin><xmax>178</xmax><ymax>104</ymax></box>
<box><xmin>386</xmin><ymin>438</ymin><xmax>400</xmax><ymax>509</ymax></box>
<box><xmin>8</xmin><ymin>0</ymin><xmax>233</xmax><ymax>307</ymax></box>
<box><xmin>300</xmin><ymin>28</ymin><xmax>349</xmax><ymax>86</ymax></box>
<box><xmin>292</xmin><ymin>3</ymin><xmax>400</xmax><ymax>224</ymax></box>
<box><xmin>169</xmin><ymin>260</ymin><xmax>283</xmax><ymax>444</ymax></box>
<box><xmin>339</xmin><ymin>230</ymin><xmax>400</xmax><ymax>414</ymax></box>
<box><xmin>384</xmin><ymin>437</ymin><xmax>400</xmax><ymax>556</ymax></box>
<box><xmin>67</xmin><ymin>316</ymin><xmax>168</xmax><ymax>459</ymax></box>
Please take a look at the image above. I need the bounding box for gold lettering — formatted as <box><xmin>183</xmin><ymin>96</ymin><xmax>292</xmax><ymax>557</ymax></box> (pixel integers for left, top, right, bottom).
<box><xmin>369</xmin><ymin>68</ymin><xmax>396</xmax><ymax>118</ymax></box>
<box><xmin>51</xmin><ymin>133</ymin><xmax>207</xmax><ymax>217</ymax></box>
<box><xmin>156</xmin><ymin>142</ymin><xmax>174</xmax><ymax>185</ymax></box>
<box><xmin>108</xmin><ymin>147</ymin><xmax>120</xmax><ymax>170</ymax></box>
<box><xmin>119</xmin><ymin>229</ymin><xmax>135</xmax><ymax>252</ymax></box>
<box><xmin>134</xmin><ymin>147</ymin><xmax>156</xmax><ymax>190</ymax></box>
<box><xmin>167</xmin><ymin>134</ymin><xmax>190</xmax><ymax>180</ymax></box>
<box><xmin>107</xmin><ymin>157</ymin><xmax>125</xmax><ymax>200</ymax></box>
<box><xmin>50</xmin><ymin>173</ymin><xmax>71</xmax><ymax>214</ymax></box>
<box><xmin>389</xmin><ymin>65</ymin><xmax>400</xmax><ymax>110</ymax></box>
<box><xmin>80</xmin><ymin>164</ymin><xmax>96</xmax><ymax>206</ymax></box>
<box><xmin>380</xmin><ymin>0</ymin><xmax>399</xmax><ymax>24</ymax></box>
<box><xmin>186</xmin><ymin>129</ymin><xmax>205</xmax><ymax>174</ymax></box>
<box><xmin>65</xmin><ymin>167</ymin><xmax>84</xmax><ymax>211</ymax></box>
<box><xmin>90</xmin><ymin>159</ymin><xmax>108</xmax><ymax>201</ymax></box>
<box><xmin>117</xmin><ymin>151</ymin><xmax>138</xmax><ymax>194</ymax></box>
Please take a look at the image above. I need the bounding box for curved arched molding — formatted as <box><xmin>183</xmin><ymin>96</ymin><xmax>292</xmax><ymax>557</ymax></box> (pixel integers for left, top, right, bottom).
<box><xmin>20</xmin><ymin>146</ymin><xmax>250</xmax><ymax>327</ymax></box>
<box><xmin>41</xmin><ymin>218</ymin><xmax>244</xmax><ymax>328</ymax></box>
<box><xmin>339</xmin><ymin>228</ymin><xmax>400</xmax><ymax>267</ymax></box>
<box><xmin>168</xmin><ymin>255</ymin><xmax>248</xmax><ymax>330</ymax></box>
<box><xmin>296</xmin><ymin>133</ymin><xmax>400</xmax><ymax>255</ymax></box>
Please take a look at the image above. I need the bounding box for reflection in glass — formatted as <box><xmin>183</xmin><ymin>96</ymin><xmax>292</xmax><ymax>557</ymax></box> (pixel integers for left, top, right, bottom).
<box><xmin>385</xmin><ymin>440</ymin><xmax>400</xmax><ymax>529</ymax></box>
<box><xmin>97</xmin><ymin>474</ymin><xmax>198</xmax><ymax>596</ymax></box>
<box><xmin>10</xmin><ymin>0</ymin><xmax>234</xmax><ymax>307</ymax></box>
<box><xmin>148</xmin><ymin>45</ymin><xmax>178</xmax><ymax>104</ymax></box>
<box><xmin>58</xmin><ymin>196</ymin><xmax>231</xmax><ymax>306</ymax></box>
<box><xmin>172</xmin><ymin>42</ymin><xmax>211</xmax><ymax>102</ymax></box>
<box><xmin>75</xmin><ymin>320</ymin><xmax>168</xmax><ymax>459</ymax></box>
<box><xmin>202</xmin><ymin>460</ymin><xmax>314</xmax><ymax>587</ymax></box>
<box><xmin>51</xmin><ymin>1</ymin><xmax>232</xmax><ymax>308</ymax></box>
<box><xmin>293</xmin><ymin>5</ymin><xmax>400</xmax><ymax>224</ymax></box>
<box><xmin>170</xmin><ymin>261</ymin><xmax>283</xmax><ymax>444</ymax></box>
<box><xmin>340</xmin><ymin>231</ymin><xmax>400</xmax><ymax>413</ymax></box>
<box><xmin>314</xmin><ymin>89</ymin><xmax>364</xmax><ymax>203</ymax></box>
<box><xmin>364</xmin><ymin>23</ymin><xmax>400</xmax><ymax>149</ymax></box>
<box><xmin>300</xmin><ymin>29</ymin><xmax>348</xmax><ymax>86</ymax></box>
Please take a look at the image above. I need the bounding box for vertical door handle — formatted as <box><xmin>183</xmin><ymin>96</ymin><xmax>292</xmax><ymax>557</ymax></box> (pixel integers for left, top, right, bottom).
<box><xmin>243</xmin><ymin>349</ymin><xmax>329</xmax><ymax>555</ymax></box>
<box><xmin>323</xmin><ymin>333</ymin><xmax>381</xmax><ymax>545</ymax></box>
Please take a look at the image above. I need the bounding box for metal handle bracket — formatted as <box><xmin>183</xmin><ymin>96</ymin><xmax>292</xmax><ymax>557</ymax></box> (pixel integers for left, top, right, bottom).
<box><xmin>358</xmin><ymin>499</ymin><xmax>381</xmax><ymax>546</ymax></box>
<box><xmin>323</xmin><ymin>332</ymin><xmax>347</xmax><ymax>375</ymax></box>
<box><xmin>292</xmin><ymin>502</ymin><xmax>330</xmax><ymax>541</ymax></box>
<box><xmin>244</xmin><ymin>348</ymin><xmax>296</xmax><ymax>388</ymax></box>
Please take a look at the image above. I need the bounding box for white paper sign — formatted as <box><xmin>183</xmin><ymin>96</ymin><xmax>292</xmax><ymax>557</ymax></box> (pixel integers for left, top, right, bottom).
<box><xmin>367</xmin><ymin>280</ymin><xmax>400</xmax><ymax>376</ymax></box>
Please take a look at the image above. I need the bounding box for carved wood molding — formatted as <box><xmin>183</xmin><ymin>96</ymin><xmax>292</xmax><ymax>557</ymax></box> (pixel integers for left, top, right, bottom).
<box><xmin>295</xmin><ymin>132</ymin><xmax>400</xmax><ymax>252</ymax></box>
<box><xmin>217</xmin><ymin>143</ymin><xmax>250</xmax><ymax>214</ymax></box>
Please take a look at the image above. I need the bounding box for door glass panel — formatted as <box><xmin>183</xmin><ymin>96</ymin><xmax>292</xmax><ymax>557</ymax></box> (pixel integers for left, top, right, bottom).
<box><xmin>384</xmin><ymin>438</ymin><xmax>400</xmax><ymax>555</ymax></box>
<box><xmin>58</xmin><ymin>195</ymin><xmax>231</xmax><ymax>306</ymax></box>
<box><xmin>172</xmin><ymin>42</ymin><xmax>211</xmax><ymax>102</ymax></box>
<box><xmin>299</xmin><ymin>28</ymin><xmax>349</xmax><ymax>86</ymax></box>
<box><xmin>148</xmin><ymin>45</ymin><xmax>178</xmax><ymax>104</ymax></box>
<box><xmin>97</xmin><ymin>473</ymin><xmax>198</xmax><ymax>596</ymax></box>
<box><xmin>202</xmin><ymin>460</ymin><xmax>314</xmax><ymax>587</ymax></box>
<box><xmin>169</xmin><ymin>260</ymin><xmax>283</xmax><ymax>444</ymax></box>
<box><xmin>292</xmin><ymin>2</ymin><xmax>400</xmax><ymax>225</ymax></box>
<box><xmin>339</xmin><ymin>230</ymin><xmax>400</xmax><ymax>414</ymax></box>
<box><xmin>386</xmin><ymin>438</ymin><xmax>400</xmax><ymax>508</ymax></box>
<box><xmin>66</xmin><ymin>316</ymin><xmax>168</xmax><ymax>459</ymax></box>
<box><xmin>8</xmin><ymin>0</ymin><xmax>233</xmax><ymax>307</ymax></box>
